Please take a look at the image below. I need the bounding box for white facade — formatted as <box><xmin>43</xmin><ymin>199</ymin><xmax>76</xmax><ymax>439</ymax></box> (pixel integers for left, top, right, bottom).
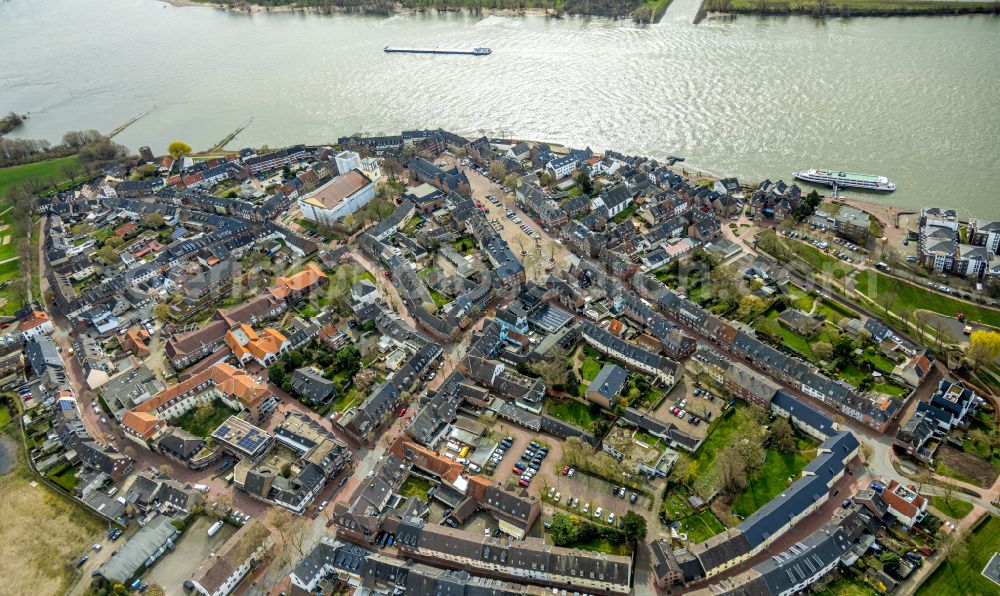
<box><xmin>335</xmin><ymin>151</ymin><xmax>361</xmax><ymax>175</ymax></box>
<box><xmin>298</xmin><ymin>177</ymin><xmax>376</xmax><ymax>226</ymax></box>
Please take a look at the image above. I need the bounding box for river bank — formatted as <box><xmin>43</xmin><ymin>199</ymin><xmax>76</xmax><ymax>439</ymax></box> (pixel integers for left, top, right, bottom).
<box><xmin>704</xmin><ymin>0</ymin><xmax>1000</xmax><ymax>18</ymax></box>
<box><xmin>160</xmin><ymin>0</ymin><xmax>669</xmax><ymax>23</ymax></box>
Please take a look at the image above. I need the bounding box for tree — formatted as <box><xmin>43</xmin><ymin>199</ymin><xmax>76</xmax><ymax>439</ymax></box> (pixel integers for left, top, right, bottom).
<box><xmin>592</xmin><ymin>417</ymin><xmax>612</xmax><ymax>438</ymax></box>
<box><xmin>718</xmin><ymin>445</ymin><xmax>747</xmax><ymax>495</ymax></box>
<box><xmin>812</xmin><ymin>341</ymin><xmax>834</xmax><ymax>362</ymax></box>
<box><xmin>168</xmin><ymin>141</ymin><xmax>192</xmax><ymax>161</ymax></box>
<box><xmin>341</xmin><ymin>213</ymin><xmax>357</xmax><ymax>231</ymax></box>
<box><xmin>158</xmin><ymin>464</ymin><xmax>173</xmax><ymax>477</ymax></box>
<box><xmin>94</xmin><ymin>246</ymin><xmax>119</xmax><ymax>264</ymax></box>
<box><xmin>669</xmin><ymin>455</ymin><xmax>698</xmax><ymax>488</ymax></box>
<box><xmin>144</xmin><ymin>586</ymin><xmax>166</xmax><ymax>596</ymax></box>
<box><xmin>575</xmin><ymin>170</ymin><xmax>593</xmax><ymax>195</ymax></box>
<box><xmin>153</xmin><ymin>302</ymin><xmax>172</xmax><ymax>323</ymax></box>
<box><xmin>265</xmin><ymin>507</ymin><xmax>310</xmax><ymax>564</ymax></box>
<box><xmin>488</xmin><ymin>161</ymin><xmax>507</xmax><ymax>180</ymax></box>
<box><xmin>144</xmin><ymin>213</ymin><xmax>165</xmax><ymax>229</ymax></box>
<box><xmin>103</xmin><ymin>235</ymin><xmax>124</xmax><ymax>249</ymax></box>
<box><xmin>539</xmin><ymin>171</ymin><xmax>554</xmax><ymax>188</ymax></box>
<box><xmin>549</xmin><ymin>514</ymin><xmax>579</xmax><ymax>546</ymax></box>
<box><xmin>735</xmin><ymin>295</ymin><xmax>765</xmax><ymax>321</ymax></box>
<box><xmin>193</xmin><ymin>400</ymin><xmax>215</xmax><ymax>426</ymax></box>
<box><xmin>859</xmin><ymin>441</ymin><xmax>874</xmax><ymax>463</ymax></box>
<box><xmin>879</xmin><ymin>551</ymin><xmax>901</xmax><ymax>574</ymax></box>
<box><xmin>968</xmin><ymin>330</ymin><xmax>1000</xmax><ymax>370</ymax></box>
<box><xmin>353</xmin><ymin>368</ymin><xmax>376</xmax><ymax>390</ymax></box>
<box><xmin>621</xmin><ymin>511</ymin><xmax>647</xmax><ymax>543</ymax></box>
<box><xmin>769</xmin><ymin>417</ymin><xmax>796</xmax><ymax>453</ymax></box>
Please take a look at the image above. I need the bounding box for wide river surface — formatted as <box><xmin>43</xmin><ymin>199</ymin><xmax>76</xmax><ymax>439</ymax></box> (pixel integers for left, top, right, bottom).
<box><xmin>2</xmin><ymin>0</ymin><xmax>999</xmax><ymax>215</ymax></box>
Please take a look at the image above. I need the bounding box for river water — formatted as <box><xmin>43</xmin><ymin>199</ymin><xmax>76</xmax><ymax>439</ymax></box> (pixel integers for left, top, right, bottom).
<box><xmin>2</xmin><ymin>0</ymin><xmax>998</xmax><ymax>214</ymax></box>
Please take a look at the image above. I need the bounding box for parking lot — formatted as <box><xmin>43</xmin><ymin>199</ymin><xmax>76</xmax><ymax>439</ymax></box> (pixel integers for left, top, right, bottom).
<box><xmin>651</xmin><ymin>377</ymin><xmax>722</xmax><ymax>439</ymax></box>
<box><xmin>136</xmin><ymin>516</ymin><xmax>236</xmax><ymax>595</ymax></box>
<box><xmin>546</xmin><ymin>464</ymin><xmax>655</xmax><ymax>524</ymax></box>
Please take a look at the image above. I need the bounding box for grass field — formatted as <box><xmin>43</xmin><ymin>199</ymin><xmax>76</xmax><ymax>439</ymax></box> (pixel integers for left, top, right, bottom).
<box><xmin>678</xmin><ymin>509</ymin><xmax>727</xmax><ymax>543</ymax></box>
<box><xmin>932</xmin><ymin>496</ymin><xmax>973</xmax><ymax>520</ymax></box>
<box><xmin>547</xmin><ymin>399</ymin><xmax>597</xmax><ymax>430</ymax></box>
<box><xmin>0</xmin><ymin>156</ymin><xmax>81</xmax><ymax>203</ymax></box>
<box><xmin>399</xmin><ymin>475</ymin><xmax>434</xmax><ymax>499</ymax></box>
<box><xmin>173</xmin><ymin>399</ymin><xmax>237</xmax><ymax>437</ymax></box>
<box><xmin>917</xmin><ymin>515</ymin><xmax>1000</xmax><ymax>596</ymax></box>
<box><xmin>580</xmin><ymin>357</ymin><xmax>604</xmax><ymax>381</ymax></box>
<box><xmin>690</xmin><ymin>406</ymin><xmax>742</xmax><ymax>496</ymax></box>
<box><xmin>855</xmin><ymin>270</ymin><xmax>1000</xmax><ymax>328</ymax></box>
<box><xmin>732</xmin><ymin>437</ymin><xmax>817</xmax><ymax>518</ymax></box>
<box><xmin>0</xmin><ymin>432</ymin><xmax>103</xmax><ymax>596</ymax></box>
<box><xmin>758</xmin><ymin>230</ymin><xmax>853</xmax><ymax>280</ymax></box>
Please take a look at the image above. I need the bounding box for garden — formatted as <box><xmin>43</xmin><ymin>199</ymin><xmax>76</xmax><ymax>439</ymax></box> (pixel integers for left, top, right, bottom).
<box><xmin>916</xmin><ymin>515</ymin><xmax>1000</xmax><ymax>596</ymax></box>
<box><xmin>174</xmin><ymin>398</ymin><xmax>238</xmax><ymax>438</ymax></box>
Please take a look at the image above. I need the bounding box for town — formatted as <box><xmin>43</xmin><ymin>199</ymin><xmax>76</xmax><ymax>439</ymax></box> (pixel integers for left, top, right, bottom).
<box><xmin>1</xmin><ymin>128</ymin><xmax>998</xmax><ymax>596</ymax></box>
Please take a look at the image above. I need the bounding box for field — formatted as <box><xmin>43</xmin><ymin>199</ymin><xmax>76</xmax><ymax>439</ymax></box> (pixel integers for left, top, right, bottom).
<box><xmin>932</xmin><ymin>496</ymin><xmax>973</xmax><ymax>520</ymax></box>
<box><xmin>731</xmin><ymin>437</ymin><xmax>817</xmax><ymax>518</ymax></box>
<box><xmin>546</xmin><ymin>399</ymin><xmax>597</xmax><ymax>430</ymax></box>
<box><xmin>678</xmin><ymin>509</ymin><xmax>727</xmax><ymax>543</ymax></box>
<box><xmin>0</xmin><ymin>156</ymin><xmax>81</xmax><ymax>203</ymax></box>
<box><xmin>705</xmin><ymin>0</ymin><xmax>1000</xmax><ymax>17</ymax></box>
<box><xmin>688</xmin><ymin>405</ymin><xmax>742</xmax><ymax>496</ymax></box>
<box><xmin>935</xmin><ymin>444</ymin><xmax>1000</xmax><ymax>488</ymax></box>
<box><xmin>173</xmin><ymin>398</ymin><xmax>238</xmax><ymax>437</ymax></box>
<box><xmin>0</xmin><ymin>433</ymin><xmax>103</xmax><ymax>596</ymax></box>
<box><xmin>399</xmin><ymin>475</ymin><xmax>434</xmax><ymax>500</ymax></box>
<box><xmin>917</xmin><ymin>515</ymin><xmax>1000</xmax><ymax>596</ymax></box>
<box><xmin>757</xmin><ymin>230</ymin><xmax>853</xmax><ymax>280</ymax></box>
<box><xmin>854</xmin><ymin>270</ymin><xmax>1000</xmax><ymax>328</ymax></box>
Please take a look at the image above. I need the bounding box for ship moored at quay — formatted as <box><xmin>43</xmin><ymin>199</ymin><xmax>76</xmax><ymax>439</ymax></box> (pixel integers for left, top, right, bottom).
<box><xmin>384</xmin><ymin>46</ymin><xmax>491</xmax><ymax>56</ymax></box>
<box><xmin>794</xmin><ymin>168</ymin><xmax>896</xmax><ymax>192</ymax></box>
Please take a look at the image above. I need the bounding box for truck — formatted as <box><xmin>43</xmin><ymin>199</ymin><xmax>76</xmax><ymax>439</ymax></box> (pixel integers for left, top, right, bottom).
<box><xmin>208</xmin><ymin>520</ymin><xmax>224</xmax><ymax>537</ymax></box>
<box><xmin>192</xmin><ymin>484</ymin><xmax>209</xmax><ymax>493</ymax></box>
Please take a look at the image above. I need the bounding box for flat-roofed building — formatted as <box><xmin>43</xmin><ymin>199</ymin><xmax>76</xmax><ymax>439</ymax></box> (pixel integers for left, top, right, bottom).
<box><xmin>212</xmin><ymin>416</ymin><xmax>274</xmax><ymax>462</ymax></box>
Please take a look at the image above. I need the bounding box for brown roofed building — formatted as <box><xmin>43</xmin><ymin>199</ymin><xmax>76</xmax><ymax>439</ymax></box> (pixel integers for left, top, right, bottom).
<box><xmin>271</xmin><ymin>262</ymin><xmax>327</xmax><ymax>301</ymax></box>
<box><xmin>120</xmin><ymin>324</ymin><xmax>151</xmax><ymax>358</ymax></box>
<box><xmin>121</xmin><ymin>362</ymin><xmax>277</xmax><ymax>445</ymax></box>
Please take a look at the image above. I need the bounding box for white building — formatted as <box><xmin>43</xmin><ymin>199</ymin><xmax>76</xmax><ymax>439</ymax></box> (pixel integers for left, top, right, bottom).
<box><xmin>335</xmin><ymin>150</ymin><xmax>361</xmax><ymax>175</ymax></box>
<box><xmin>298</xmin><ymin>170</ymin><xmax>376</xmax><ymax>226</ymax></box>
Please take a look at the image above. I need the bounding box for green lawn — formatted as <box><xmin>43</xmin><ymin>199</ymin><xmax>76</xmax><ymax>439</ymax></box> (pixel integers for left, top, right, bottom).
<box><xmin>46</xmin><ymin>464</ymin><xmax>81</xmax><ymax>493</ymax></box>
<box><xmin>758</xmin><ymin>230</ymin><xmax>853</xmax><ymax>280</ymax></box>
<box><xmin>399</xmin><ymin>475</ymin><xmax>434</xmax><ymax>500</ymax></box>
<box><xmin>678</xmin><ymin>510</ymin><xmax>726</xmax><ymax>543</ymax></box>
<box><xmin>580</xmin><ymin>357</ymin><xmax>604</xmax><ymax>381</ymax></box>
<box><xmin>817</xmin><ymin>572</ymin><xmax>877</xmax><ymax>596</ymax></box>
<box><xmin>932</xmin><ymin>496</ymin><xmax>973</xmax><ymax>520</ymax></box>
<box><xmin>547</xmin><ymin>400</ymin><xmax>597</xmax><ymax>430</ymax></box>
<box><xmin>173</xmin><ymin>399</ymin><xmax>238</xmax><ymax>437</ymax></box>
<box><xmin>855</xmin><ymin>271</ymin><xmax>1000</xmax><ymax>328</ymax></box>
<box><xmin>917</xmin><ymin>515</ymin><xmax>1000</xmax><ymax>596</ymax></box>
<box><xmin>731</xmin><ymin>438</ymin><xmax>816</xmax><ymax>518</ymax></box>
<box><xmin>428</xmin><ymin>288</ymin><xmax>450</xmax><ymax>308</ymax></box>
<box><xmin>452</xmin><ymin>235</ymin><xmax>476</xmax><ymax>255</ymax></box>
<box><xmin>0</xmin><ymin>156</ymin><xmax>81</xmax><ymax>203</ymax></box>
<box><xmin>0</xmin><ymin>406</ymin><xmax>10</xmax><ymax>429</ymax></box>
<box><xmin>753</xmin><ymin>308</ymin><xmax>828</xmax><ymax>363</ymax></box>
<box><xmin>690</xmin><ymin>406</ymin><xmax>744</xmax><ymax>496</ymax></box>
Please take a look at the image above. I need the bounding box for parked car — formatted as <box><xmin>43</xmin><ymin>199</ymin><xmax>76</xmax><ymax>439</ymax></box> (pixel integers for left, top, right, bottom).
<box><xmin>630</xmin><ymin>492</ymin><xmax>638</xmax><ymax>504</ymax></box>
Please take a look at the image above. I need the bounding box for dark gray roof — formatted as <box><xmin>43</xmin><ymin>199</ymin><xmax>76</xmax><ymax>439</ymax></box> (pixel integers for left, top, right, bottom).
<box><xmin>587</xmin><ymin>363</ymin><xmax>628</xmax><ymax>401</ymax></box>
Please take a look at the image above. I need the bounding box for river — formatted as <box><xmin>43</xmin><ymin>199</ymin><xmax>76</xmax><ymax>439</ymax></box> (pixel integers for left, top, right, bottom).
<box><xmin>2</xmin><ymin>0</ymin><xmax>998</xmax><ymax>215</ymax></box>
